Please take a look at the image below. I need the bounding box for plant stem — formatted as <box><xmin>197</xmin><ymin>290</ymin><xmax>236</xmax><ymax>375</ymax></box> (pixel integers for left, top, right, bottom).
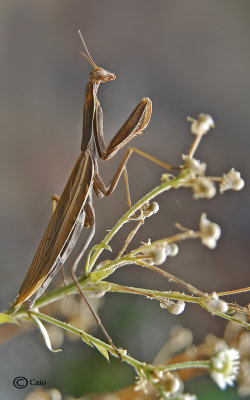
<box><xmin>87</xmin><ymin>176</ymin><xmax>182</xmax><ymax>271</ymax></box>
<box><xmin>29</xmin><ymin>310</ymin><xmax>144</xmax><ymax>371</ymax></box>
<box><xmin>29</xmin><ymin>310</ymin><xmax>211</xmax><ymax>374</ymax></box>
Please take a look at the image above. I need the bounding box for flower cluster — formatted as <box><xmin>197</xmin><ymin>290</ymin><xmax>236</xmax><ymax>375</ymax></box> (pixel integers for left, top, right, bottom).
<box><xmin>180</xmin><ymin>115</ymin><xmax>245</xmax><ymax>201</ymax></box>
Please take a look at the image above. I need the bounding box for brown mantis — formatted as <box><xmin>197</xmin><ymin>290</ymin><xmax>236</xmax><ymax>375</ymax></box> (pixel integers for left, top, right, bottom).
<box><xmin>13</xmin><ymin>31</ymin><xmax>172</xmax><ymax>356</ymax></box>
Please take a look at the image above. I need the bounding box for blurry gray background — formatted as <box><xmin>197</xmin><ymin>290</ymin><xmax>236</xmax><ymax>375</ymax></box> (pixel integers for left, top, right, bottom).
<box><xmin>0</xmin><ymin>1</ymin><xmax>249</xmax><ymax>399</ymax></box>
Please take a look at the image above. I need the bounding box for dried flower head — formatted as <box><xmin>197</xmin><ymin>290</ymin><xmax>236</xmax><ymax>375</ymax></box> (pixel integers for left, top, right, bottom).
<box><xmin>192</xmin><ymin>177</ymin><xmax>216</xmax><ymax>199</ymax></box>
<box><xmin>220</xmin><ymin>168</ymin><xmax>245</xmax><ymax>193</ymax></box>
<box><xmin>187</xmin><ymin>114</ymin><xmax>215</xmax><ymax>136</ymax></box>
<box><xmin>210</xmin><ymin>348</ymin><xmax>240</xmax><ymax>390</ymax></box>
<box><xmin>199</xmin><ymin>213</ymin><xmax>221</xmax><ymax>249</ymax></box>
<box><xmin>182</xmin><ymin>155</ymin><xmax>207</xmax><ymax>177</ymax></box>
<box><xmin>141</xmin><ymin>201</ymin><xmax>160</xmax><ymax>217</ymax></box>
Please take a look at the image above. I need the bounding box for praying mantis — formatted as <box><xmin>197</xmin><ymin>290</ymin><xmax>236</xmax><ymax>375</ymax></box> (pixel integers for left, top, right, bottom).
<box><xmin>13</xmin><ymin>31</ymin><xmax>172</xmax><ymax>356</ymax></box>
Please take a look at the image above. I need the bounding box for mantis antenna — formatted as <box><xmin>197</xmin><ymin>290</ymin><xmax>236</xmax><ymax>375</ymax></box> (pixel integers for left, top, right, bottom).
<box><xmin>78</xmin><ymin>29</ymin><xmax>97</xmax><ymax>69</ymax></box>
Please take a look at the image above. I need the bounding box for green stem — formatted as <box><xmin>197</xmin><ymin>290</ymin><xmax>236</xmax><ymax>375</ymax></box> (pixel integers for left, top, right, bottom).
<box><xmin>87</xmin><ymin>175</ymin><xmax>181</xmax><ymax>271</ymax></box>
<box><xmin>100</xmin><ymin>281</ymin><xmax>201</xmax><ymax>303</ymax></box>
<box><xmin>29</xmin><ymin>311</ymin><xmax>210</xmax><ymax>374</ymax></box>
<box><xmin>29</xmin><ymin>310</ymin><xmax>143</xmax><ymax>371</ymax></box>
<box><xmin>127</xmin><ymin>232</ymin><xmax>201</xmax><ymax>257</ymax></box>
<box><xmin>10</xmin><ymin>280</ymin><xmax>200</xmax><ymax>318</ymax></box>
<box><xmin>134</xmin><ymin>259</ymin><xmax>205</xmax><ymax>296</ymax></box>
<box><xmin>9</xmin><ymin>280</ymin><xmax>250</xmax><ymax>330</ymax></box>
<box><xmin>158</xmin><ymin>360</ymin><xmax>210</xmax><ymax>372</ymax></box>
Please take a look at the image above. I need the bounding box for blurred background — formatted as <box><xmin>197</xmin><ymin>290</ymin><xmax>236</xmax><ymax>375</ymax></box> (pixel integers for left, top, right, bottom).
<box><xmin>0</xmin><ymin>1</ymin><xmax>249</xmax><ymax>399</ymax></box>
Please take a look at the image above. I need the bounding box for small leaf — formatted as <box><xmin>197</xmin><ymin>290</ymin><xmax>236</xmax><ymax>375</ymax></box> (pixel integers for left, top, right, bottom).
<box><xmin>81</xmin><ymin>333</ymin><xmax>93</xmax><ymax>347</ymax></box>
<box><xmin>92</xmin><ymin>342</ymin><xmax>110</xmax><ymax>361</ymax></box>
<box><xmin>91</xmin><ymin>243</ymin><xmax>112</xmax><ymax>253</ymax></box>
<box><xmin>31</xmin><ymin>315</ymin><xmax>61</xmax><ymax>353</ymax></box>
<box><xmin>0</xmin><ymin>313</ymin><xmax>19</xmax><ymax>326</ymax></box>
<box><xmin>85</xmin><ymin>243</ymin><xmax>113</xmax><ymax>274</ymax></box>
<box><xmin>89</xmin><ymin>267</ymin><xmax>117</xmax><ymax>282</ymax></box>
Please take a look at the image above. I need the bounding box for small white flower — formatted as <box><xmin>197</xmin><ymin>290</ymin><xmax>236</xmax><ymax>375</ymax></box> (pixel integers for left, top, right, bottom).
<box><xmin>199</xmin><ymin>213</ymin><xmax>221</xmax><ymax>249</ymax></box>
<box><xmin>210</xmin><ymin>348</ymin><xmax>240</xmax><ymax>390</ymax></box>
<box><xmin>187</xmin><ymin>114</ymin><xmax>215</xmax><ymax>136</ymax></box>
<box><xmin>182</xmin><ymin>155</ymin><xmax>207</xmax><ymax>176</ymax></box>
<box><xmin>192</xmin><ymin>177</ymin><xmax>216</xmax><ymax>199</ymax></box>
<box><xmin>205</xmin><ymin>292</ymin><xmax>228</xmax><ymax>314</ymax></box>
<box><xmin>220</xmin><ymin>168</ymin><xmax>245</xmax><ymax>193</ymax></box>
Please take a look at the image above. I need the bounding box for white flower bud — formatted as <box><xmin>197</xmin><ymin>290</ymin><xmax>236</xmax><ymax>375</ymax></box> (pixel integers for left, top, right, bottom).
<box><xmin>220</xmin><ymin>168</ymin><xmax>245</xmax><ymax>193</ymax></box>
<box><xmin>182</xmin><ymin>155</ymin><xmax>207</xmax><ymax>176</ymax></box>
<box><xmin>141</xmin><ymin>201</ymin><xmax>159</xmax><ymax>217</ymax></box>
<box><xmin>199</xmin><ymin>213</ymin><xmax>221</xmax><ymax>249</ymax></box>
<box><xmin>160</xmin><ymin>299</ymin><xmax>185</xmax><ymax>315</ymax></box>
<box><xmin>167</xmin><ymin>243</ymin><xmax>179</xmax><ymax>257</ymax></box>
<box><xmin>162</xmin><ymin>372</ymin><xmax>182</xmax><ymax>396</ymax></box>
<box><xmin>187</xmin><ymin>114</ymin><xmax>215</xmax><ymax>136</ymax></box>
<box><xmin>168</xmin><ymin>301</ymin><xmax>186</xmax><ymax>315</ymax></box>
<box><xmin>192</xmin><ymin>177</ymin><xmax>216</xmax><ymax>199</ymax></box>
<box><xmin>142</xmin><ymin>243</ymin><xmax>178</xmax><ymax>265</ymax></box>
<box><xmin>150</xmin><ymin>244</ymin><xmax>168</xmax><ymax>265</ymax></box>
<box><xmin>205</xmin><ymin>292</ymin><xmax>228</xmax><ymax>314</ymax></box>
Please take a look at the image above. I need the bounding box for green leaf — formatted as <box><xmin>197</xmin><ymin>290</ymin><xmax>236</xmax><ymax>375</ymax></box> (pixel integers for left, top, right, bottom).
<box><xmin>89</xmin><ymin>267</ymin><xmax>117</xmax><ymax>282</ymax></box>
<box><xmin>31</xmin><ymin>315</ymin><xmax>61</xmax><ymax>353</ymax></box>
<box><xmin>94</xmin><ymin>243</ymin><xmax>112</xmax><ymax>253</ymax></box>
<box><xmin>81</xmin><ymin>333</ymin><xmax>93</xmax><ymax>347</ymax></box>
<box><xmin>88</xmin><ymin>243</ymin><xmax>112</xmax><ymax>257</ymax></box>
<box><xmin>85</xmin><ymin>243</ymin><xmax>113</xmax><ymax>274</ymax></box>
<box><xmin>0</xmin><ymin>313</ymin><xmax>19</xmax><ymax>326</ymax></box>
<box><xmin>92</xmin><ymin>342</ymin><xmax>110</xmax><ymax>361</ymax></box>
